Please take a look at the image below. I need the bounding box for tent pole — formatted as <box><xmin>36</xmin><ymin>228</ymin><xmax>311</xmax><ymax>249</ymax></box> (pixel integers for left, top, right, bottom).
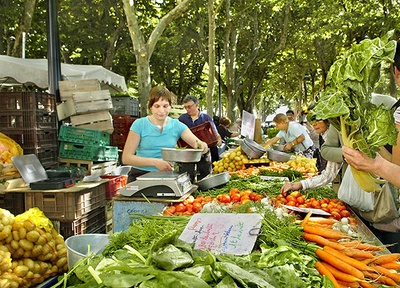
<box><xmin>47</xmin><ymin>0</ymin><xmax>61</xmax><ymax>103</ymax></box>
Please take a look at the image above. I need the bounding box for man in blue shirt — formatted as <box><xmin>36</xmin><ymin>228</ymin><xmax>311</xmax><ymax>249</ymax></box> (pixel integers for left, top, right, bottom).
<box><xmin>178</xmin><ymin>95</ymin><xmax>222</xmax><ymax>181</ymax></box>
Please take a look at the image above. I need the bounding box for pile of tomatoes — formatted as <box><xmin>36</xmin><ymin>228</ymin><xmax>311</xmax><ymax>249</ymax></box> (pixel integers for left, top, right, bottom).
<box><xmin>163</xmin><ymin>188</ymin><xmax>265</xmax><ymax>216</ymax></box>
<box><xmin>270</xmin><ymin>191</ymin><xmax>351</xmax><ymax>220</ymax></box>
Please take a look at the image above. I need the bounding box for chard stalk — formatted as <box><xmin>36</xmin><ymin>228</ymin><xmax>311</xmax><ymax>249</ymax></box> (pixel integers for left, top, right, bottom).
<box><xmin>340</xmin><ymin>116</ymin><xmax>381</xmax><ymax>192</ymax></box>
<box><xmin>88</xmin><ymin>266</ymin><xmax>102</xmax><ymax>284</ymax></box>
<box><xmin>124</xmin><ymin>244</ymin><xmax>147</xmax><ymax>263</ymax></box>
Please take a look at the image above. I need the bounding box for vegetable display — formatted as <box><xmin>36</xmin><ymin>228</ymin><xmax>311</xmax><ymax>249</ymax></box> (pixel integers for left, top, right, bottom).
<box><xmin>0</xmin><ymin>208</ymin><xmax>68</xmax><ymax>287</ymax></box>
<box><xmin>308</xmin><ymin>31</ymin><xmax>398</xmax><ymax>192</ymax></box>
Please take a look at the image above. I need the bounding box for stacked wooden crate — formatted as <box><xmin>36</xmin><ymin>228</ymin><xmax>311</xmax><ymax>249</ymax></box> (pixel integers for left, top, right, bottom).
<box><xmin>110</xmin><ymin>96</ymin><xmax>139</xmax><ymax>150</ymax></box>
<box><xmin>0</xmin><ymin>92</ymin><xmax>59</xmax><ymax>169</ymax></box>
<box><xmin>57</xmin><ymin>79</ymin><xmax>114</xmax><ymax>133</ymax></box>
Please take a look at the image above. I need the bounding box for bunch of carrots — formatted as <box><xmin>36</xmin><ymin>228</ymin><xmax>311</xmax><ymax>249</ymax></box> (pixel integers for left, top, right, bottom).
<box><xmin>301</xmin><ymin>213</ymin><xmax>400</xmax><ymax>287</ymax></box>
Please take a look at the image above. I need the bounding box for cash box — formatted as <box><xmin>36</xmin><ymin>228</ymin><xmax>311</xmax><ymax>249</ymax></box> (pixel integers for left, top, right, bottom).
<box><xmin>12</xmin><ymin>154</ymin><xmax>75</xmax><ymax>190</ymax></box>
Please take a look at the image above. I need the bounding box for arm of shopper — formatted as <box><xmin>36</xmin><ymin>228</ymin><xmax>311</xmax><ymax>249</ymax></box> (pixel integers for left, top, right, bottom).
<box><xmin>284</xmin><ymin>134</ymin><xmax>305</xmax><ymax>152</ymax></box>
<box><xmin>342</xmin><ymin>146</ymin><xmax>400</xmax><ymax>188</ymax></box>
<box><xmin>320</xmin><ymin>126</ymin><xmax>344</xmax><ymax>162</ymax></box>
<box><xmin>122</xmin><ymin>130</ymin><xmax>174</xmax><ymax>171</ymax></box>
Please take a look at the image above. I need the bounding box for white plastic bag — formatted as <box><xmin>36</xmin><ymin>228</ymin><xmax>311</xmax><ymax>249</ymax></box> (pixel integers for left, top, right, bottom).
<box><xmin>338</xmin><ymin>168</ymin><xmax>375</xmax><ymax>212</ymax></box>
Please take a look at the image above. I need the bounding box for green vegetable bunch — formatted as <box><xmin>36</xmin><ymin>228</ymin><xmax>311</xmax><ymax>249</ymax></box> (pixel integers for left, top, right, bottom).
<box><xmin>309</xmin><ymin>31</ymin><xmax>398</xmax><ymax>192</ymax></box>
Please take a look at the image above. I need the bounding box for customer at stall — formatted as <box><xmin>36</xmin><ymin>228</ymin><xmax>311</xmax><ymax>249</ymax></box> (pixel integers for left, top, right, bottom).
<box><xmin>264</xmin><ymin>113</ymin><xmax>315</xmax><ymax>158</ymax></box>
<box><xmin>217</xmin><ymin>116</ymin><xmax>240</xmax><ymax>142</ymax></box>
<box><xmin>230</xmin><ymin>118</ymin><xmax>242</xmax><ymax>133</ymax></box>
<box><xmin>280</xmin><ymin>115</ymin><xmax>332</xmax><ymax>195</ymax></box>
<box><xmin>122</xmin><ymin>86</ymin><xmax>209</xmax><ymax>183</ymax></box>
<box><xmin>178</xmin><ymin>95</ymin><xmax>222</xmax><ymax>181</ymax></box>
<box><xmin>286</xmin><ymin>109</ymin><xmax>296</xmax><ymax>122</ymax></box>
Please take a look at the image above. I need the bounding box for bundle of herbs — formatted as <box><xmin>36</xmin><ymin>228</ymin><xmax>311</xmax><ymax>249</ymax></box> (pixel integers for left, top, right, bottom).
<box><xmin>308</xmin><ymin>31</ymin><xmax>398</xmax><ymax>192</ymax></box>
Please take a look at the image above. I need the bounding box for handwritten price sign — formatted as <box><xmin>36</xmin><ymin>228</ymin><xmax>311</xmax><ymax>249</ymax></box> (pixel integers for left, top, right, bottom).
<box><xmin>179</xmin><ymin>213</ymin><xmax>263</xmax><ymax>255</ymax></box>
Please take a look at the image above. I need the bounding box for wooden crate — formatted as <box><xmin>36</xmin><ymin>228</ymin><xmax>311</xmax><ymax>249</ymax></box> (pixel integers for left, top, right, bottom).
<box><xmin>59</xmin><ymin>79</ymin><xmax>101</xmax><ymax>100</ymax></box>
<box><xmin>69</xmin><ymin>110</ymin><xmax>114</xmax><ymax>134</ymax></box>
<box><xmin>57</xmin><ymin>90</ymin><xmax>112</xmax><ymax>120</ymax></box>
<box><xmin>58</xmin><ymin>157</ymin><xmax>117</xmax><ymax>176</ymax></box>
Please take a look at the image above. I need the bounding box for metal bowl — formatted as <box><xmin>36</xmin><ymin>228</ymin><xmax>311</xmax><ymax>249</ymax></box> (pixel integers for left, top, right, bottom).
<box><xmin>161</xmin><ymin>148</ymin><xmax>203</xmax><ymax>163</ymax></box>
<box><xmin>272</xmin><ymin>144</ymin><xmax>285</xmax><ymax>151</ymax></box>
<box><xmin>197</xmin><ymin>172</ymin><xmax>230</xmax><ymax>191</ymax></box>
<box><xmin>267</xmin><ymin>149</ymin><xmax>291</xmax><ymax>162</ymax></box>
<box><xmin>241</xmin><ymin>138</ymin><xmax>266</xmax><ymax>159</ymax></box>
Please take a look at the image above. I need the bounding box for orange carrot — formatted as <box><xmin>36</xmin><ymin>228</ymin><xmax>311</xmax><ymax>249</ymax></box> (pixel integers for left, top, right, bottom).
<box><xmin>380</xmin><ymin>261</ymin><xmax>400</xmax><ymax>270</ymax></box>
<box><xmin>301</xmin><ymin>211</ymin><xmax>313</xmax><ymax>227</ymax></box>
<box><xmin>359</xmin><ymin>281</ymin><xmax>377</xmax><ymax>288</ymax></box>
<box><xmin>363</xmin><ymin>270</ymin><xmax>397</xmax><ymax>286</ymax></box>
<box><xmin>371</xmin><ymin>253</ymin><xmax>400</xmax><ymax>265</ymax></box>
<box><xmin>321</xmin><ymin>261</ymin><xmax>364</xmax><ymax>283</ymax></box>
<box><xmin>302</xmin><ymin>233</ymin><xmax>346</xmax><ymax>250</ymax></box>
<box><xmin>315</xmin><ymin>249</ymin><xmax>364</xmax><ymax>280</ymax></box>
<box><xmin>323</xmin><ymin>245</ymin><xmax>372</xmax><ymax>272</ymax></box>
<box><xmin>341</xmin><ymin>248</ymin><xmax>376</xmax><ymax>259</ymax></box>
<box><xmin>371</xmin><ymin>263</ymin><xmax>400</xmax><ymax>283</ymax></box>
<box><xmin>336</xmin><ymin>279</ymin><xmax>360</xmax><ymax>288</ymax></box>
<box><xmin>315</xmin><ymin>261</ymin><xmax>340</xmax><ymax>288</ymax></box>
<box><xmin>308</xmin><ymin>217</ymin><xmax>338</xmax><ymax>225</ymax></box>
<box><xmin>339</xmin><ymin>241</ymin><xmax>385</xmax><ymax>251</ymax></box>
<box><xmin>303</xmin><ymin>224</ymin><xmax>351</xmax><ymax>240</ymax></box>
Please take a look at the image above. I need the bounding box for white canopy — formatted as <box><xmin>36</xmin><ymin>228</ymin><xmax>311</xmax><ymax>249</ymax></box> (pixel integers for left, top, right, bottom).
<box><xmin>0</xmin><ymin>55</ymin><xmax>128</xmax><ymax>93</ymax></box>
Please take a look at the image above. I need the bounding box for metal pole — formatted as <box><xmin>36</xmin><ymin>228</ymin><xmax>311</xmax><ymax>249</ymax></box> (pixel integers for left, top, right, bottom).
<box><xmin>217</xmin><ymin>45</ymin><xmax>221</xmax><ymax>117</ymax></box>
<box><xmin>47</xmin><ymin>0</ymin><xmax>61</xmax><ymax>102</ymax></box>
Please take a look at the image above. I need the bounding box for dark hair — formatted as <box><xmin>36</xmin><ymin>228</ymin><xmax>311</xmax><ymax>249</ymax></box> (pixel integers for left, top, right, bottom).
<box><xmin>147</xmin><ymin>86</ymin><xmax>172</xmax><ymax>109</ymax></box>
<box><xmin>219</xmin><ymin>116</ymin><xmax>232</xmax><ymax>126</ymax></box>
<box><xmin>182</xmin><ymin>95</ymin><xmax>199</xmax><ymax>104</ymax></box>
<box><xmin>286</xmin><ymin>109</ymin><xmax>294</xmax><ymax>115</ymax></box>
<box><xmin>394</xmin><ymin>41</ymin><xmax>400</xmax><ymax>70</ymax></box>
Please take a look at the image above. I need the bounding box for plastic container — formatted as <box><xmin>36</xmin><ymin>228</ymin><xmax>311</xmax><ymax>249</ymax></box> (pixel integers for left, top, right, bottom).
<box><xmin>58</xmin><ymin>125</ymin><xmax>110</xmax><ymax>146</ymax></box>
<box><xmin>177</xmin><ymin>121</ymin><xmax>218</xmax><ymax>148</ymax></box>
<box><xmin>65</xmin><ymin>234</ymin><xmax>110</xmax><ymax>268</ymax></box>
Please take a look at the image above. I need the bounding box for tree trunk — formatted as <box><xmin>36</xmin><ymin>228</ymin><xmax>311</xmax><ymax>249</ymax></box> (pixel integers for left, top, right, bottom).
<box><xmin>122</xmin><ymin>0</ymin><xmax>193</xmax><ymax>116</ymax></box>
<box><xmin>11</xmin><ymin>0</ymin><xmax>36</xmax><ymax>57</ymax></box>
<box><xmin>206</xmin><ymin>0</ymin><xmax>216</xmax><ymax>117</ymax></box>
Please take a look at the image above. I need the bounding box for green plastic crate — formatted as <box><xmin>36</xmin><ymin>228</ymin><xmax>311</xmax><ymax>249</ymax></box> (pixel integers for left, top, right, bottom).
<box><xmin>58</xmin><ymin>125</ymin><xmax>110</xmax><ymax>146</ymax></box>
<box><xmin>59</xmin><ymin>142</ymin><xmax>118</xmax><ymax>161</ymax></box>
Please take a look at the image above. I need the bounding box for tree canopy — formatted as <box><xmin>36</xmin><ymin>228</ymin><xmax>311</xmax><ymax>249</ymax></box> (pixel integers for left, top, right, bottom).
<box><xmin>1</xmin><ymin>0</ymin><xmax>400</xmax><ymax>121</ymax></box>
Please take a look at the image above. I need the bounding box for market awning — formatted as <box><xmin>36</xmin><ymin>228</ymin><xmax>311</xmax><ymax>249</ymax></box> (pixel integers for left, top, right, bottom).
<box><xmin>0</xmin><ymin>55</ymin><xmax>128</xmax><ymax>93</ymax></box>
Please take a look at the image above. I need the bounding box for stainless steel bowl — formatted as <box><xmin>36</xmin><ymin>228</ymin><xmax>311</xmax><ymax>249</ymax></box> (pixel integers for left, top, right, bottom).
<box><xmin>161</xmin><ymin>148</ymin><xmax>203</xmax><ymax>163</ymax></box>
<box><xmin>272</xmin><ymin>144</ymin><xmax>285</xmax><ymax>151</ymax></box>
<box><xmin>197</xmin><ymin>172</ymin><xmax>230</xmax><ymax>190</ymax></box>
<box><xmin>267</xmin><ymin>149</ymin><xmax>291</xmax><ymax>162</ymax></box>
<box><xmin>241</xmin><ymin>138</ymin><xmax>266</xmax><ymax>159</ymax></box>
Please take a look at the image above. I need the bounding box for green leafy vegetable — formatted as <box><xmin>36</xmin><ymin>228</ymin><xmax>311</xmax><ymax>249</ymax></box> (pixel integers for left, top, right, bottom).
<box><xmin>309</xmin><ymin>30</ymin><xmax>398</xmax><ymax>192</ymax></box>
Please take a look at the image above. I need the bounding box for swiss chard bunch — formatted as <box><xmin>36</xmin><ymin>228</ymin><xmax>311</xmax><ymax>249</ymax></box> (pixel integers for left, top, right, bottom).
<box><xmin>309</xmin><ymin>31</ymin><xmax>398</xmax><ymax>192</ymax></box>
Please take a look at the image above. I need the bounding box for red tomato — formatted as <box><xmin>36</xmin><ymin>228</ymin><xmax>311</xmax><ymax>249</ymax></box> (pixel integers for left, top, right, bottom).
<box><xmin>204</xmin><ymin>196</ymin><xmax>213</xmax><ymax>203</ymax></box>
<box><xmin>163</xmin><ymin>206</ymin><xmax>176</xmax><ymax>215</ymax></box>
<box><xmin>296</xmin><ymin>196</ymin><xmax>305</xmax><ymax>205</ymax></box>
<box><xmin>240</xmin><ymin>195</ymin><xmax>250</xmax><ymax>203</ymax></box>
<box><xmin>175</xmin><ymin>203</ymin><xmax>186</xmax><ymax>213</ymax></box>
<box><xmin>231</xmin><ymin>193</ymin><xmax>241</xmax><ymax>203</ymax></box>
<box><xmin>286</xmin><ymin>200</ymin><xmax>296</xmax><ymax>206</ymax></box>
<box><xmin>340</xmin><ymin>210</ymin><xmax>351</xmax><ymax>218</ymax></box>
<box><xmin>230</xmin><ymin>188</ymin><xmax>240</xmax><ymax>196</ymax></box>
<box><xmin>219</xmin><ymin>194</ymin><xmax>231</xmax><ymax>203</ymax></box>
<box><xmin>330</xmin><ymin>211</ymin><xmax>341</xmax><ymax>220</ymax></box>
<box><xmin>192</xmin><ymin>202</ymin><xmax>202</xmax><ymax>213</ymax></box>
<box><xmin>285</xmin><ymin>195</ymin><xmax>296</xmax><ymax>203</ymax></box>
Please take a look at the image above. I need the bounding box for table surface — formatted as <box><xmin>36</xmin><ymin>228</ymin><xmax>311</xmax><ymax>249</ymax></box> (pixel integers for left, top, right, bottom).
<box><xmin>5</xmin><ymin>179</ymin><xmax>109</xmax><ymax>193</ymax></box>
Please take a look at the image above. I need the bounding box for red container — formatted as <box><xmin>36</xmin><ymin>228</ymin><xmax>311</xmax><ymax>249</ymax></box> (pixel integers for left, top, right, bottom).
<box><xmin>178</xmin><ymin>121</ymin><xmax>218</xmax><ymax>148</ymax></box>
<box><xmin>100</xmin><ymin>175</ymin><xmax>128</xmax><ymax>199</ymax></box>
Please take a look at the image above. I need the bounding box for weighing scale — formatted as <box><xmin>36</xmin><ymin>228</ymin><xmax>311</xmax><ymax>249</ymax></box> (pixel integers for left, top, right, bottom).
<box><xmin>119</xmin><ymin>171</ymin><xmax>198</xmax><ymax>199</ymax></box>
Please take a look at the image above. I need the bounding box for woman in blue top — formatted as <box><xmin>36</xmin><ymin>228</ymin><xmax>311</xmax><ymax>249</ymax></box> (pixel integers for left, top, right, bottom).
<box><xmin>122</xmin><ymin>86</ymin><xmax>209</xmax><ymax>182</ymax></box>
<box><xmin>264</xmin><ymin>113</ymin><xmax>315</xmax><ymax>158</ymax></box>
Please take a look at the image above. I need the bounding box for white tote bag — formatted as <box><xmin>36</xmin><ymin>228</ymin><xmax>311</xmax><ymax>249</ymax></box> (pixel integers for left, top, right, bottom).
<box><xmin>337</xmin><ymin>168</ymin><xmax>375</xmax><ymax>212</ymax></box>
